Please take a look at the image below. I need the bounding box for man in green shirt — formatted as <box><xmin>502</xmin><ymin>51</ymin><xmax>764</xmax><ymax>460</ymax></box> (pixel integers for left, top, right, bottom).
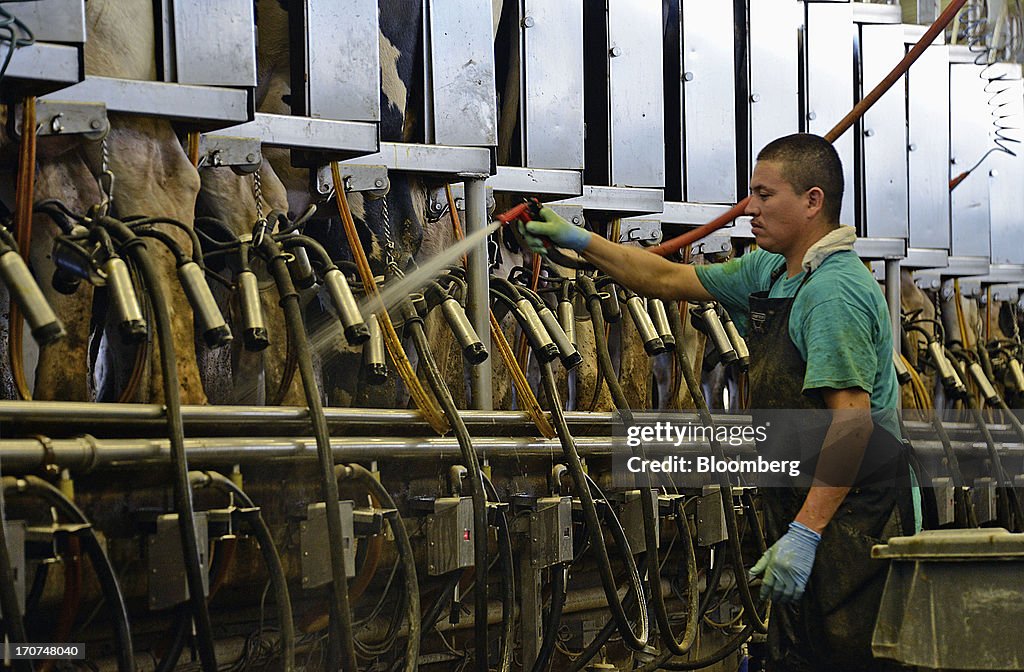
<box><xmin>519</xmin><ymin>133</ymin><xmax>914</xmax><ymax>671</ymax></box>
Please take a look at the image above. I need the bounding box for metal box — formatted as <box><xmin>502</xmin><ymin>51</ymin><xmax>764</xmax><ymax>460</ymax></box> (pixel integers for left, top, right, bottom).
<box><xmin>148</xmin><ymin>513</ymin><xmax>209</xmax><ymax>610</ymax></box>
<box><xmin>856</xmin><ymin>23</ymin><xmax>908</xmax><ymax>239</ymax></box>
<box><xmin>949</xmin><ymin>60</ymin><xmax>992</xmax><ymax>259</ymax></box>
<box><xmin>292</xmin><ymin>0</ymin><xmax>380</xmax><ymax>121</ymax></box>
<box><xmin>619</xmin><ymin>490</ymin><xmax>659</xmax><ymax>554</ymax></box>
<box><xmin>425</xmin><ymin>497</ymin><xmax>475</xmax><ymax>575</ymax></box>
<box><xmin>0</xmin><ymin>521</ymin><xmax>26</xmax><ymax>618</ymax></box>
<box><xmin>528</xmin><ymin>496</ymin><xmax>573</xmax><ymax>569</ymax></box>
<box><xmin>2</xmin><ymin>0</ymin><xmax>86</xmax><ymax>43</ymax></box>
<box><xmin>679</xmin><ymin>0</ymin><xmax>737</xmax><ymax>203</ymax></box>
<box><xmin>873</xmin><ymin>528</ymin><xmax>1024</xmax><ymax>670</ymax></box>
<box><xmin>585</xmin><ymin>0</ymin><xmax>664</xmax><ymax>187</ymax></box>
<box><xmin>171</xmin><ymin>0</ymin><xmax>257</xmax><ymax>87</ymax></box>
<box><xmin>972</xmin><ymin>477</ymin><xmax>998</xmax><ymax>524</ymax></box>
<box><xmin>424</xmin><ymin>0</ymin><xmax>497</xmax><ymax>146</ymax></box>
<box><xmin>986</xmin><ymin>64</ymin><xmax>1024</xmax><ymax>265</ymax></box>
<box><xmin>804</xmin><ymin>2</ymin><xmax>855</xmax><ymax>224</ymax></box>
<box><xmin>695</xmin><ymin>485</ymin><xmax>727</xmax><ymax>546</ymax></box>
<box><xmin>300</xmin><ymin>501</ymin><xmax>356</xmax><ymax>588</ymax></box>
<box><xmin>905</xmin><ymin>27</ymin><xmax>950</xmax><ymax>251</ymax></box>
<box><xmin>747</xmin><ymin>0</ymin><xmax>802</xmax><ymax>168</ymax></box>
<box><xmin>929</xmin><ymin>477</ymin><xmax>956</xmax><ymax>527</ymax></box>
<box><xmin>521</xmin><ymin>0</ymin><xmax>584</xmax><ymax>169</ymax></box>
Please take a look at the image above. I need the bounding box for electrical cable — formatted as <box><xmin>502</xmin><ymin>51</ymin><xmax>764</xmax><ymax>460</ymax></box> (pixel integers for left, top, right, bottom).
<box><xmin>2</xmin><ymin>476</ymin><xmax>134</xmax><ymax>672</ymax></box>
<box><xmin>189</xmin><ymin>471</ymin><xmax>295</xmax><ymax>671</ymax></box>
<box><xmin>537</xmin><ymin>355</ymin><xmax>650</xmax><ymax>651</ymax></box>
<box><xmin>576</xmin><ymin>274</ymin><xmax>699</xmax><ymax>655</ymax></box>
<box><xmin>257</xmin><ymin>231</ymin><xmax>357</xmax><ymax>671</ymax></box>
<box><xmin>481</xmin><ymin>473</ymin><xmax>515</xmax><ymax>672</ymax></box>
<box><xmin>666</xmin><ymin>301</ymin><xmax>769</xmax><ymax>634</ymax></box>
<box><xmin>404</xmin><ymin>305</ymin><xmax>490</xmax><ymax>672</ymax></box>
<box><xmin>97</xmin><ymin>215</ymin><xmax>217</xmax><ymax>671</ymax></box>
<box><xmin>338</xmin><ymin>464</ymin><xmax>420</xmax><ymax>672</ymax></box>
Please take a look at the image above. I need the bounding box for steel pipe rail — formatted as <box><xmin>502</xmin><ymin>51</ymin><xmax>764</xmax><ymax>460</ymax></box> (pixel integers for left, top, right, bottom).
<box><xmin>0</xmin><ymin>434</ymin><xmax>1018</xmax><ymax>473</ymax></box>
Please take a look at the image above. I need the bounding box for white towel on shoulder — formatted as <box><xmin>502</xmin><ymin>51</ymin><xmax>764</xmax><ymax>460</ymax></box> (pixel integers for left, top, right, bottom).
<box><xmin>802</xmin><ymin>225</ymin><xmax>856</xmax><ymax>273</ymax></box>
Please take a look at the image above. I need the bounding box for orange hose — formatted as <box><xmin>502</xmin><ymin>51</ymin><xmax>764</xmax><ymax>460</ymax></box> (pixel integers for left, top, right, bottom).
<box><xmin>649</xmin><ymin>0</ymin><xmax>970</xmax><ymax>257</ymax></box>
<box><xmin>10</xmin><ymin>97</ymin><xmax>37</xmax><ymax>400</ymax></box>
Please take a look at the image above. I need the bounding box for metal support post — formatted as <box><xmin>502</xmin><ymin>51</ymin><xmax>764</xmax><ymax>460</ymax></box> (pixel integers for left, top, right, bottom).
<box><xmin>517</xmin><ymin>548</ymin><xmax>542</xmax><ymax>670</ymax></box>
<box><xmin>464</xmin><ymin>176</ymin><xmax>492</xmax><ymax>410</ymax></box>
<box><xmin>886</xmin><ymin>258</ymin><xmax>902</xmax><ymax>409</ymax></box>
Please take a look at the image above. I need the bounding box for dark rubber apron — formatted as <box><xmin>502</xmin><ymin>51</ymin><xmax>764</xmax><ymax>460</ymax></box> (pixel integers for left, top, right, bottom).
<box><xmin>747</xmin><ymin>264</ymin><xmax>914</xmax><ymax>672</ymax></box>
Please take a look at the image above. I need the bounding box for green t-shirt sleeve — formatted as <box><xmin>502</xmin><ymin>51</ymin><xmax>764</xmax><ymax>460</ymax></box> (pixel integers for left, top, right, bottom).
<box><xmin>793</xmin><ymin>296</ymin><xmax>878</xmax><ymax>395</ymax></box>
<box><xmin>694</xmin><ymin>250</ymin><xmax>782</xmax><ymax>334</ymax></box>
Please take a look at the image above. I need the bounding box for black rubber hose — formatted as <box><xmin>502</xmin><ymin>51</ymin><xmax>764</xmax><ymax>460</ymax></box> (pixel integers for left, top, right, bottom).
<box><xmin>537</xmin><ymin>358</ymin><xmax>649</xmax><ymax>650</ymax></box>
<box><xmin>640</xmin><ymin>624</ymin><xmax>755</xmax><ymax>671</ymax></box>
<box><xmin>967</xmin><ymin>400</ymin><xmax>1024</xmax><ymax>530</ymax></box>
<box><xmin>666</xmin><ymin>301</ymin><xmax>769</xmax><ymax>634</ymax></box>
<box><xmin>189</xmin><ymin>472</ymin><xmax>295</xmax><ymax>670</ymax></box>
<box><xmin>3</xmin><ymin>476</ymin><xmax>134</xmax><ymax>672</ymax></box>
<box><xmin>528</xmin><ymin>564</ymin><xmax>566</xmax><ymax>672</ymax></box>
<box><xmin>100</xmin><ymin>216</ymin><xmax>218</xmax><ymax>671</ymax></box>
<box><xmin>404</xmin><ymin>308</ymin><xmax>490</xmax><ymax>672</ymax></box>
<box><xmin>154</xmin><ymin>607</ymin><xmax>191</xmax><ymax>672</ymax></box>
<box><xmin>258</xmin><ymin>233</ymin><xmax>357</xmax><ymax>670</ymax></box>
<box><xmin>0</xmin><ymin>464</ymin><xmax>31</xmax><ymax>672</ymax></box>
<box><xmin>338</xmin><ymin>464</ymin><xmax>420</xmax><ymax>672</ymax></box>
<box><xmin>930</xmin><ymin>411</ymin><xmax>979</xmax><ymax>527</ymax></box>
<box><xmin>577</xmin><ymin>275</ymin><xmax>699</xmax><ymax>655</ymax></box>
<box><xmin>480</xmin><ymin>473</ymin><xmax>515</xmax><ymax>672</ymax></box>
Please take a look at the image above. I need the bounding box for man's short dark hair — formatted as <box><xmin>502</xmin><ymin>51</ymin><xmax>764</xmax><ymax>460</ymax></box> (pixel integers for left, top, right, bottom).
<box><xmin>757</xmin><ymin>133</ymin><xmax>844</xmax><ymax>224</ymax></box>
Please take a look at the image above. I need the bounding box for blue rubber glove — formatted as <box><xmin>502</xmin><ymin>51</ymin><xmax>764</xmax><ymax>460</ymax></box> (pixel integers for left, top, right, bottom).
<box><xmin>748</xmin><ymin>521</ymin><xmax>821</xmax><ymax>604</ymax></box>
<box><xmin>517</xmin><ymin>207</ymin><xmax>592</xmax><ymax>254</ymax></box>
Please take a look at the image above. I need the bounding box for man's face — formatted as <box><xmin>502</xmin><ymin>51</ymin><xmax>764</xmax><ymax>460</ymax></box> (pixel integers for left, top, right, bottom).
<box><xmin>744</xmin><ymin>160</ymin><xmax>809</xmax><ymax>256</ymax></box>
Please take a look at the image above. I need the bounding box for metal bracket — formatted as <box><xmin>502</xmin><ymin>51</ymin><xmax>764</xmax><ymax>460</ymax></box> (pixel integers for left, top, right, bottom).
<box><xmin>315</xmin><ymin>164</ymin><xmax>389</xmax><ymax>197</ymax></box>
<box><xmin>695</xmin><ymin>485</ymin><xmax>728</xmax><ymax>546</ymax></box>
<box><xmin>616</xmin><ymin>490</ymin><xmax>659</xmax><ymax>554</ymax></box>
<box><xmin>12</xmin><ymin>100</ymin><xmax>108</xmax><ymax>140</ymax></box>
<box><xmin>299</xmin><ymin>501</ymin><xmax>356</xmax><ymax>588</ymax></box>
<box><xmin>617</xmin><ymin>218</ymin><xmax>662</xmax><ymax>246</ymax></box>
<box><xmin>0</xmin><ymin>521</ymin><xmax>26</xmax><ymax>618</ymax></box>
<box><xmin>524</xmin><ymin>496</ymin><xmax>573</xmax><ymax>569</ymax></box>
<box><xmin>148</xmin><ymin>512</ymin><xmax>210</xmax><ymax>610</ymax></box>
<box><xmin>197</xmin><ymin>135</ymin><xmax>263</xmax><ymax>174</ymax></box>
<box><xmin>411</xmin><ymin>496</ymin><xmax>475</xmax><ymax>576</ymax></box>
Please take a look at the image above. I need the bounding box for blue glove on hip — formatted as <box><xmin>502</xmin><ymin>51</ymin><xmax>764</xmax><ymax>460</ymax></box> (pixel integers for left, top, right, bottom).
<box><xmin>517</xmin><ymin>207</ymin><xmax>592</xmax><ymax>254</ymax></box>
<box><xmin>748</xmin><ymin>520</ymin><xmax>821</xmax><ymax>604</ymax></box>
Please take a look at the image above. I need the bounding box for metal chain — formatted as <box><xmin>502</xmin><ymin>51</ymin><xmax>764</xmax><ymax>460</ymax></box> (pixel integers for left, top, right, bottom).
<box><xmin>251</xmin><ymin>170</ymin><xmax>268</xmax><ymax>248</ymax></box>
<box><xmin>379</xmin><ymin>196</ymin><xmax>402</xmax><ymax>277</ymax></box>
<box><xmin>96</xmin><ymin>136</ymin><xmax>116</xmax><ymax>216</ymax></box>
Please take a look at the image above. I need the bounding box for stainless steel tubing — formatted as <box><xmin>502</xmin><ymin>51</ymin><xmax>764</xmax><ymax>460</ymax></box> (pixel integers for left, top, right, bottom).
<box><xmin>0</xmin><ymin>434</ymin><xmax>1017</xmax><ymax>473</ymax></box>
<box><xmin>464</xmin><ymin>175</ymin><xmax>492</xmax><ymax>410</ymax></box>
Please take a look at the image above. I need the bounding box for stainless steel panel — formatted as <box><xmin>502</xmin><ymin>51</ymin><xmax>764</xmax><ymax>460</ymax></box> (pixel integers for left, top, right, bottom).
<box><xmin>427</xmin><ymin>0</ymin><xmax>498</xmax><ymax>146</ymax></box>
<box><xmin>45</xmin><ymin>77</ymin><xmax>250</xmax><ymax>127</ymax></box>
<box><xmin>986</xmin><ymin>65</ymin><xmax>1024</xmax><ymax>265</ymax></box>
<box><xmin>949</xmin><ymin>64</ymin><xmax>991</xmax><ymax>259</ymax></box>
<box><xmin>343</xmin><ymin>142</ymin><xmax>491</xmax><ymax>175</ymax></box>
<box><xmin>4</xmin><ymin>0</ymin><xmax>85</xmax><ymax>43</ymax></box>
<box><xmin>906</xmin><ymin>39</ymin><xmax>949</xmax><ymax>250</ymax></box>
<box><xmin>749</xmin><ymin>0</ymin><xmax>801</xmax><ymax>164</ymax></box>
<box><xmin>681</xmin><ymin>0</ymin><xmax>736</xmax><ymax>203</ymax></box>
<box><xmin>148</xmin><ymin>513</ymin><xmax>209</xmax><ymax>610</ymax></box>
<box><xmin>173</xmin><ymin>0</ymin><xmax>257</xmax><ymax>87</ymax></box>
<box><xmin>523</xmin><ymin>0</ymin><xmax>584</xmax><ymax>168</ymax></box>
<box><xmin>805</xmin><ymin>3</ymin><xmax>855</xmax><ymax>224</ymax></box>
<box><xmin>853</xmin><ymin>237</ymin><xmax>906</xmax><ymax>261</ymax></box>
<box><xmin>555</xmin><ymin>186</ymin><xmax>664</xmax><ymax>217</ymax></box>
<box><xmin>607</xmin><ymin>0</ymin><xmax>664</xmax><ymax>187</ymax></box>
<box><xmin>851</xmin><ymin>2</ymin><xmax>902</xmax><ymax>24</ymax></box>
<box><xmin>858</xmin><ymin>24</ymin><xmax>908</xmax><ymax>239</ymax></box>
<box><xmin>5</xmin><ymin>43</ymin><xmax>81</xmax><ymax>93</ymax></box>
<box><xmin>0</xmin><ymin>522</ymin><xmax>25</xmax><ymax>617</ymax></box>
<box><xmin>211</xmin><ymin>113</ymin><xmax>378</xmax><ymax>155</ymax></box>
<box><xmin>302</xmin><ymin>0</ymin><xmax>380</xmax><ymax>121</ymax></box>
<box><xmin>488</xmin><ymin>167</ymin><xmax>582</xmax><ymax>196</ymax></box>
<box><xmin>300</xmin><ymin>501</ymin><xmax>356</xmax><ymax>587</ymax></box>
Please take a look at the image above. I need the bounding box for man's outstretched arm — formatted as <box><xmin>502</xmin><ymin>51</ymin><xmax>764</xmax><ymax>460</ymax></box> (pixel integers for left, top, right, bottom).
<box><xmin>520</xmin><ymin>208</ymin><xmax>714</xmax><ymax>302</ymax></box>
